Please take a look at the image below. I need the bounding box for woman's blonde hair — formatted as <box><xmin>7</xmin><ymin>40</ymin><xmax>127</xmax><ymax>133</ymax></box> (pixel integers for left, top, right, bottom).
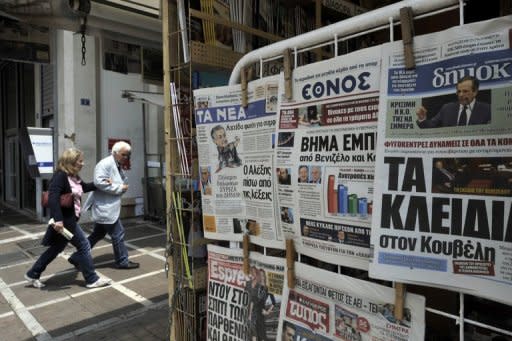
<box><xmin>57</xmin><ymin>148</ymin><xmax>83</xmax><ymax>176</ymax></box>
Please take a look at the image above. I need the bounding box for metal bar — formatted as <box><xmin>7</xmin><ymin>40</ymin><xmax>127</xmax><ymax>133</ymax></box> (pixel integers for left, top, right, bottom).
<box><xmin>459</xmin><ymin>292</ymin><xmax>464</xmax><ymax>341</ymax></box>
<box><xmin>189</xmin><ymin>8</ymin><xmax>283</xmax><ymax>43</ymax></box>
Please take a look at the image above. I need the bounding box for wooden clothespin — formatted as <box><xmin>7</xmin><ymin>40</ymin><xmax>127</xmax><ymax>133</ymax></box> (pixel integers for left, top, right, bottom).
<box><xmin>241</xmin><ymin>67</ymin><xmax>248</xmax><ymax>108</ymax></box>
<box><xmin>243</xmin><ymin>234</ymin><xmax>250</xmax><ymax>275</ymax></box>
<box><xmin>400</xmin><ymin>6</ymin><xmax>415</xmax><ymax>70</ymax></box>
<box><xmin>247</xmin><ymin>66</ymin><xmax>254</xmax><ymax>82</ymax></box>
<box><xmin>394</xmin><ymin>282</ymin><xmax>406</xmax><ymax>321</ymax></box>
<box><xmin>283</xmin><ymin>48</ymin><xmax>293</xmax><ymax>100</ymax></box>
<box><xmin>286</xmin><ymin>239</ymin><xmax>296</xmax><ymax>288</ymax></box>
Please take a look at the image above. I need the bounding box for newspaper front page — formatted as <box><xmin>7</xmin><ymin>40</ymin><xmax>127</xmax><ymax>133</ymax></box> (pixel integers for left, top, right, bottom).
<box><xmin>277</xmin><ymin>262</ymin><xmax>425</xmax><ymax>341</ymax></box>
<box><xmin>370</xmin><ymin>17</ymin><xmax>512</xmax><ymax>305</ymax></box>
<box><xmin>207</xmin><ymin>245</ymin><xmax>284</xmax><ymax>340</ymax></box>
<box><xmin>194</xmin><ymin>76</ymin><xmax>282</xmax><ymax>248</ymax></box>
<box><xmin>275</xmin><ymin>46</ymin><xmax>381</xmax><ymax>269</ymax></box>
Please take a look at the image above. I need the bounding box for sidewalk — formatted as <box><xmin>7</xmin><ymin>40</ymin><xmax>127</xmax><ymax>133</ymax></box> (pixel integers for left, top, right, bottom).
<box><xmin>0</xmin><ymin>204</ymin><xmax>169</xmax><ymax>340</ymax></box>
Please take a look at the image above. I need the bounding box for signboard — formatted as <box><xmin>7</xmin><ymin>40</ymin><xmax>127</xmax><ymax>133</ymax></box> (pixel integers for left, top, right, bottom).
<box><xmin>21</xmin><ymin>127</ymin><xmax>54</xmax><ymax>177</ymax></box>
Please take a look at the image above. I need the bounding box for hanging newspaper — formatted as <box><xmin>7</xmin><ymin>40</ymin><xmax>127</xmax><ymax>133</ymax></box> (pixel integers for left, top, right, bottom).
<box><xmin>275</xmin><ymin>46</ymin><xmax>381</xmax><ymax>270</ymax></box>
<box><xmin>370</xmin><ymin>17</ymin><xmax>512</xmax><ymax>305</ymax></box>
<box><xmin>277</xmin><ymin>262</ymin><xmax>425</xmax><ymax>341</ymax></box>
<box><xmin>207</xmin><ymin>244</ymin><xmax>284</xmax><ymax>341</ymax></box>
<box><xmin>194</xmin><ymin>76</ymin><xmax>282</xmax><ymax>248</ymax></box>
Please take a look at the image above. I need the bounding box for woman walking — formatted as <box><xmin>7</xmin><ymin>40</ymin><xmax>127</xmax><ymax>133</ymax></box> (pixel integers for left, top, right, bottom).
<box><xmin>25</xmin><ymin>148</ymin><xmax>111</xmax><ymax>289</ymax></box>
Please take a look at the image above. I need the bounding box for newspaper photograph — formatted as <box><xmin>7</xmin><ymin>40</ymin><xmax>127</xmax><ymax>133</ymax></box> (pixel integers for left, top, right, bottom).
<box><xmin>207</xmin><ymin>244</ymin><xmax>285</xmax><ymax>341</ymax></box>
<box><xmin>277</xmin><ymin>262</ymin><xmax>426</xmax><ymax>340</ymax></box>
<box><xmin>194</xmin><ymin>76</ymin><xmax>282</xmax><ymax>248</ymax></box>
<box><xmin>369</xmin><ymin>17</ymin><xmax>512</xmax><ymax>305</ymax></box>
<box><xmin>275</xmin><ymin>46</ymin><xmax>381</xmax><ymax>269</ymax></box>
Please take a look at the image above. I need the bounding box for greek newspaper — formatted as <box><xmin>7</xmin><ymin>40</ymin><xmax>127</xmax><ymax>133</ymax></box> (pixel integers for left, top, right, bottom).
<box><xmin>370</xmin><ymin>17</ymin><xmax>512</xmax><ymax>305</ymax></box>
<box><xmin>194</xmin><ymin>76</ymin><xmax>282</xmax><ymax>248</ymax></box>
<box><xmin>277</xmin><ymin>262</ymin><xmax>425</xmax><ymax>341</ymax></box>
<box><xmin>207</xmin><ymin>245</ymin><xmax>284</xmax><ymax>340</ymax></box>
<box><xmin>275</xmin><ymin>47</ymin><xmax>380</xmax><ymax>269</ymax></box>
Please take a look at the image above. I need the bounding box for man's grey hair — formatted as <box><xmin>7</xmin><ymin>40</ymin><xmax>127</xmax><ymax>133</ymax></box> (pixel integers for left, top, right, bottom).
<box><xmin>111</xmin><ymin>141</ymin><xmax>131</xmax><ymax>155</ymax></box>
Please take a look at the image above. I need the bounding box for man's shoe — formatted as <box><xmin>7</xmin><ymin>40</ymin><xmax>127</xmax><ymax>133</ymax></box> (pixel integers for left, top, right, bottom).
<box><xmin>86</xmin><ymin>278</ymin><xmax>111</xmax><ymax>289</ymax></box>
<box><xmin>117</xmin><ymin>261</ymin><xmax>140</xmax><ymax>269</ymax></box>
<box><xmin>68</xmin><ymin>258</ymin><xmax>79</xmax><ymax>270</ymax></box>
<box><xmin>24</xmin><ymin>273</ymin><xmax>46</xmax><ymax>288</ymax></box>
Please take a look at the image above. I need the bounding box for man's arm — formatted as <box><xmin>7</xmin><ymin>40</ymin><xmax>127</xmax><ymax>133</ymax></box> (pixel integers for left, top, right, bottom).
<box><xmin>416</xmin><ymin>105</ymin><xmax>444</xmax><ymax>128</ymax></box>
<box><xmin>93</xmin><ymin>161</ymin><xmax>127</xmax><ymax>195</ymax></box>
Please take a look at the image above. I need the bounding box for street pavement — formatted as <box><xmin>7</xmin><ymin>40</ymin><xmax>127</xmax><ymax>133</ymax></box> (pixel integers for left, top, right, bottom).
<box><xmin>0</xmin><ymin>203</ymin><xmax>169</xmax><ymax>340</ymax></box>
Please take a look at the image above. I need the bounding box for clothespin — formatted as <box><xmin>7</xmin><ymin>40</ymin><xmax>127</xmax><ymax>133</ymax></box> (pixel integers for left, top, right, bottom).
<box><xmin>243</xmin><ymin>234</ymin><xmax>250</xmax><ymax>275</ymax></box>
<box><xmin>286</xmin><ymin>239</ymin><xmax>296</xmax><ymax>288</ymax></box>
<box><xmin>247</xmin><ymin>66</ymin><xmax>254</xmax><ymax>82</ymax></box>
<box><xmin>400</xmin><ymin>6</ymin><xmax>415</xmax><ymax>69</ymax></box>
<box><xmin>241</xmin><ymin>67</ymin><xmax>248</xmax><ymax>108</ymax></box>
<box><xmin>283</xmin><ymin>48</ymin><xmax>293</xmax><ymax>100</ymax></box>
<box><xmin>394</xmin><ymin>282</ymin><xmax>406</xmax><ymax>321</ymax></box>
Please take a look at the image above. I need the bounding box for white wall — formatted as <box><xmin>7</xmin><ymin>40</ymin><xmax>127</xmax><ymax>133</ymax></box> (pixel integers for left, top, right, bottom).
<box><xmin>56</xmin><ymin>30</ymin><xmax>97</xmax><ymax>182</ymax></box>
<box><xmin>99</xmin><ymin>70</ymin><xmax>146</xmax><ymax>203</ymax></box>
<box><xmin>73</xmin><ymin>33</ymin><xmax>97</xmax><ymax>183</ymax></box>
<box><xmin>145</xmin><ymin>83</ymin><xmax>164</xmax><ymax>156</ymax></box>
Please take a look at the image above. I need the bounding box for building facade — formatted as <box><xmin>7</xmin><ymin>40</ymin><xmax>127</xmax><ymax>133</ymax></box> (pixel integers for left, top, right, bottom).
<box><xmin>0</xmin><ymin>0</ymin><xmax>164</xmax><ymax>220</ymax></box>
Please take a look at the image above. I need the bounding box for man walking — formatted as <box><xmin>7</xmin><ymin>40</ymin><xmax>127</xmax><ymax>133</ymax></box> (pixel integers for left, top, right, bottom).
<box><xmin>69</xmin><ymin>141</ymin><xmax>139</xmax><ymax>270</ymax></box>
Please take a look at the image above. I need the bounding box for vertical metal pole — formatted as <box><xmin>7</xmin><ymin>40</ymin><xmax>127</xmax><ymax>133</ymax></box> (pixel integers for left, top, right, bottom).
<box><xmin>459</xmin><ymin>0</ymin><xmax>464</xmax><ymax>25</ymax></box>
<box><xmin>334</xmin><ymin>34</ymin><xmax>338</xmax><ymax>57</ymax></box>
<box><xmin>294</xmin><ymin>47</ymin><xmax>298</xmax><ymax>68</ymax></box>
<box><xmin>34</xmin><ymin>64</ymin><xmax>44</xmax><ymax>221</ymax></box>
<box><xmin>459</xmin><ymin>292</ymin><xmax>464</xmax><ymax>341</ymax></box>
<box><xmin>389</xmin><ymin>17</ymin><xmax>394</xmax><ymax>42</ymax></box>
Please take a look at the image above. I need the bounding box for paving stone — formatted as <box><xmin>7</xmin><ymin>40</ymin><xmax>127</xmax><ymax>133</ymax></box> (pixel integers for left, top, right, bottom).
<box><xmin>123</xmin><ymin>272</ymin><xmax>168</xmax><ymax>302</ymax></box>
<box><xmin>0</xmin><ymin>291</ymin><xmax>11</xmax><ymax>315</ymax></box>
<box><xmin>0</xmin><ymin>230</ymin><xmax>24</xmax><ymax>239</ymax></box>
<box><xmin>129</xmin><ymin>234</ymin><xmax>167</xmax><ymax>251</ymax></box>
<box><xmin>0</xmin><ymin>250</ymin><xmax>29</xmax><ymax>266</ymax></box>
<box><xmin>17</xmin><ymin>238</ymin><xmax>50</xmax><ymax>257</ymax></box>
<box><xmin>0</xmin><ymin>314</ymin><xmax>35</xmax><ymax>340</ymax></box>
<box><xmin>0</xmin><ymin>206</ymin><xmax>172</xmax><ymax>341</ymax></box>
<box><xmin>30</xmin><ymin>298</ymin><xmax>98</xmax><ymax>337</ymax></box>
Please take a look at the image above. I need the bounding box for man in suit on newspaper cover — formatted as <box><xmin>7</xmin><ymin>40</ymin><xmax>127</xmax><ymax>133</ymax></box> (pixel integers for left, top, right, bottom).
<box><xmin>416</xmin><ymin>76</ymin><xmax>491</xmax><ymax>128</ymax></box>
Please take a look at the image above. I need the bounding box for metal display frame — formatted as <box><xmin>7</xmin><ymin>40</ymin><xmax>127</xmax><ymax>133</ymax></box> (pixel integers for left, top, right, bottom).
<box><xmin>161</xmin><ymin>0</ymin><xmax>512</xmax><ymax>339</ymax></box>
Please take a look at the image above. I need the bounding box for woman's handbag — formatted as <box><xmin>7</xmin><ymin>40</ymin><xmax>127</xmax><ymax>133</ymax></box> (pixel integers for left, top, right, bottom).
<box><xmin>41</xmin><ymin>191</ymin><xmax>74</xmax><ymax>208</ymax></box>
